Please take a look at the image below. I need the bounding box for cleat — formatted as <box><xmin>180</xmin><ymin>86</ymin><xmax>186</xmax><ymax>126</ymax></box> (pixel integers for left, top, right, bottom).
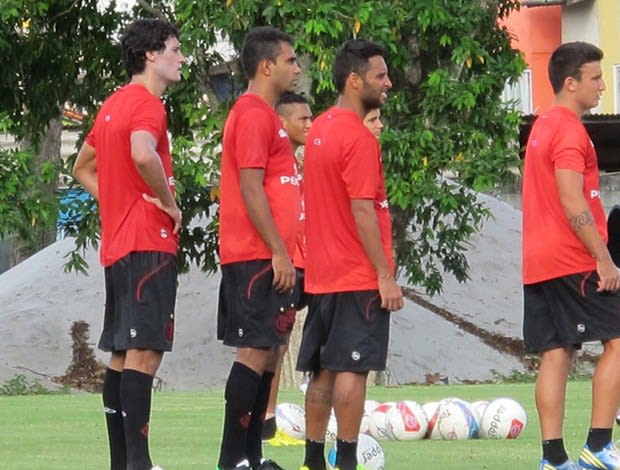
<box><xmin>262</xmin><ymin>416</ymin><xmax>277</xmax><ymax>440</ymax></box>
<box><xmin>265</xmin><ymin>429</ymin><xmax>305</xmax><ymax>447</ymax></box>
<box><xmin>255</xmin><ymin>459</ymin><xmax>286</xmax><ymax>470</ymax></box>
<box><xmin>215</xmin><ymin>460</ymin><xmax>252</xmax><ymax>470</ymax></box>
<box><xmin>539</xmin><ymin>459</ymin><xmax>582</xmax><ymax>469</ymax></box>
<box><xmin>580</xmin><ymin>442</ymin><xmax>620</xmax><ymax>469</ymax></box>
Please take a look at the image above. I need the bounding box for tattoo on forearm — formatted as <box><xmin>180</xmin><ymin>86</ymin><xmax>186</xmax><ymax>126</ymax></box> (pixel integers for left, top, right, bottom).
<box><xmin>569</xmin><ymin>210</ymin><xmax>594</xmax><ymax>232</ymax></box>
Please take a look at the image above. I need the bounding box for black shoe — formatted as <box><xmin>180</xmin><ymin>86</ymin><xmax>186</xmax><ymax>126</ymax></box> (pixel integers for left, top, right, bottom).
<box><xmin>261</xmin><ymin>416</ymin><xmax>277</xmax><ymax>440</ymax></box>
<box><xmin>255</xmin><ymin>459</ymin><xmax>286</xmax><ymax>470</ymax></box>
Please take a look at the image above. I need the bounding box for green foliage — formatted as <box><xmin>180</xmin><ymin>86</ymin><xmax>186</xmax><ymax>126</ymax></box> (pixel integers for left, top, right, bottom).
<box><xmin>0</xmin><ymin>142</ymin><xmax>57</xmax><ymax>243</ymax></box>
<box><xmin>3</xmin><ymin>1</ymin><xmax>525</xmax><ymax>294</ymax></box>
<box><xmin>0</xmin><ymin>374</ymin><xmax>67</xmax><ymax>396</ymax></box>
<box><xmin>174</xmin><ymin>0</ymin><xmax>526</xmax><ymax>293</ymax></box>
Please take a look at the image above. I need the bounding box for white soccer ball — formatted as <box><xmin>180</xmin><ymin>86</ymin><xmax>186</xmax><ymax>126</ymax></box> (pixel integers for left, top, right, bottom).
<box><xmin>471</xmin><ymin>400</ymin><xmax>489</xmax><ymax>430</ymax></box>
<box><xmin>360</xmin><ymin>400</ymin><xmax>380</xmax><ymax>435</ymax></box>
<box><xmin>325</xmin><ymin>412</ymin><xmax>338</xmax><ymax>442</ymax></box>
<box><xmin>327</xmin><ymin>433</ymin><xmax>385</xmax><ymax>470</ymax></box>
<box><xmin>436</xmin><ymin>398</ymin><xmax>479</xmax><ymax>440</ymax></box>
<box><xmin>386</xmin><ymin>400</ymin><xmax>428</xmax><ymax>441</ymax></box>
<box><xmin>422</xmin><ymin>401</ymin><xmax>441</xmax><ymax>439</ymax></box>
<box><xmin>367</xmin><ymin>402</ymin><xmax>396</xmax><ymax>440</ymax></box>
<box><xmin>275</xmin><ymin>402</ymin><xmax>305</xmax><ymax>439</ymax></box>
<box><xmin>480</xmin><ymin>397</ymin><xmax>527</xmax><ymax>439</ymax></box>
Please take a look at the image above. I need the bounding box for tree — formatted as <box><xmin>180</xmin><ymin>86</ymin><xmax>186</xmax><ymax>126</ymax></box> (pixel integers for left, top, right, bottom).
<box><xmin>171</xmin><ymin>0</ymin><xmax>526</xmax><ymax>294</ymax></box>
<box><xmin>0</xmin><ymin>1</ymin><xmax>125</xmax><ymax>263</ymax></box>
<box><xmin>2</xmin><ymin>1</ymin><xmax>525</xmax><ymax>295</ymax></box>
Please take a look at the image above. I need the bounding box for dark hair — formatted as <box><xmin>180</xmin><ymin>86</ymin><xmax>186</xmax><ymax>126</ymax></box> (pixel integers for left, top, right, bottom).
<box><xmin>121</xmin><ymin>19</ymin><xmax>180</xmax><ymax>77</ymax></box>
<box><xmin>240</xmin><ymin>26</ymin><xmax>294</xmax><ymax>80</ymax></box>
<box><xmin>275</xmin><ymin>92</ymin><xmax>309</xmax><ymax>114</ymax></box>
<box><xmin>333</xmin><ymin>39</ymin><xmax>386</xmax><ymax>93</ymax></box>
<box><xmin>548</xmin><ymin>42</ymin><xmax>603</xmax><ymax>94</ymax></box>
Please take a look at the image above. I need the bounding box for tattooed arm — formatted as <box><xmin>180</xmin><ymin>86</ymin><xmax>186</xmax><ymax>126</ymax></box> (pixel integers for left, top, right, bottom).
<box><xmin>556</xmin><ymin>168</ymin><xmax>619</xmax><ymax>292</ymax></box>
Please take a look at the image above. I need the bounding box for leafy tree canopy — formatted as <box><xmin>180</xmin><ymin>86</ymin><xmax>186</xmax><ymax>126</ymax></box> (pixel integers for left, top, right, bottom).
<box><xmin>1</xmin><ymin>0</ymin><xmax>525</xmax><ymax>295</ymax></box>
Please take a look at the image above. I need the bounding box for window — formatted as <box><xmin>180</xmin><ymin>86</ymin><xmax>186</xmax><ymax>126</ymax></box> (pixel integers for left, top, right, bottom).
<box><xmin>614</xmin><ymin>64</ymin><xmax>620</xmax><ymax>114</ymax></box>
<box><xmin>501</xmin><ymin>69</ymin><xmax>533</xmax><ymax>114</ymax></box>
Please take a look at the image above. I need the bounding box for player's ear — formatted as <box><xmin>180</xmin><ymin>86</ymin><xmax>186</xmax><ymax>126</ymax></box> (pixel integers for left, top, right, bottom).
<box><xmin>259</xmin><ymin>58</ymin><xmax>274</xmax><ymax>77</ymax></box>
<box><xmin>348</xmin><ymin>72</ymin><xmax>362</xmax><ymax>91</ymax></box>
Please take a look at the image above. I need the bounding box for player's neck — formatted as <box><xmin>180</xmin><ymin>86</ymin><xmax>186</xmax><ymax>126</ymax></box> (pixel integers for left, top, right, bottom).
<box><xmin>334</xmin><ymin>94</ymin><xmax>366</xmax><ymax>120</ymax></box>
<box><xmin>553</xmin><ymin>95</ymin><xmax>587</xmax><ymax>117</ymax></box>
<box><xmin>246</xmin><ymin>81</ymin><xmax>279</xmax><ymax>108</ymax></box>
<box><xmin>130</xmin><ymin>73</ymin><xmax>168</xmax><ymax>98</ymax></box>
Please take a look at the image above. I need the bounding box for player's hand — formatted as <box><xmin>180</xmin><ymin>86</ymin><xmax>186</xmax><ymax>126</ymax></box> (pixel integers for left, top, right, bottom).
<box><xmin>143</xmin><ymin>193</ymin><xmax>182</xmax><ymax>235</ymax></box>
<box><xmin>272</xmin><ymin>252</ymin><xmax>296</xmax><ymax>293</ymax></box>
<box><xmin>378</xmin><ymin>276</ymin><xmax>404</xmax><ymax>311</ymax></box>
<box><xmin>596</xmin><ymin>258</ymin><xmax>620</xmax><ymax>292</ymax></box>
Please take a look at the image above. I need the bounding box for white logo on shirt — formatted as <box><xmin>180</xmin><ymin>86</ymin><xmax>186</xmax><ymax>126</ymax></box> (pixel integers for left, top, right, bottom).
<box><xmin>313</xmin><ymin>138</ymin><xmax>321</xmax><ymax>146</ymax></box>
<box><xmin>590</xmin><ymin>189</ymin><xmax>600</xmax><ymax>200</ymax></box>
<box><xmin>278</xmin><ymin>128</ymin><xmax>288</xmax><ymax>138</ymax></box>
<box><xmin>104</xmin><ymin>114</ymin><xmax>112</xmax><ymax>122</ymax></box>
<box><xmin>577</xmin><ymin>323</ymin><xmax>586</xmax><ymax>333</ymax></box>
<box><xmin>160</xmin><ymin>228</ymin><xmax>169</xmax><ymax>239</ymax></box>
<box><xmin>379</xmin><ymin>199</ymin><xmax>389</xmax><ymax>209</ymax></box>
<box><xmin>280</xmin><ymin>175</ymin><xmax>301</xmax><ymax>186</ymax></box>
<box><xmin>168</xmin><ymin>176</ymin><xmax>175</xmax><ymax>187</ymax></box>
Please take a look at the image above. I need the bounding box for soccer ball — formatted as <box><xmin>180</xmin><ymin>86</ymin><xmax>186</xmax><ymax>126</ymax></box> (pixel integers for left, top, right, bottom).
<box><xmin>367</xmin><ymin>402</ymin><xmax>396</xmax><ymax>440</ymax></box>
<box><xmin>325</xmin><ymin>412</ymin><xmax>338</xmax><ymax>442</ymax></box>
<box><xmin>422</xmin><ymin>401</ymin><xmax>441</xmax><ymax>439</ymax></box>
<box><xmin>436</xmin><ymin>398</ymin><xmax>479</xmax><ymax>440</ymax></box>
<box><xmin>275</xmin><ymin>402</ymin><xmax>305</xmax><ymax>439</ymax></box>
<box><xmin>480</xmin><ymin>397</ymin><xmax>527</xmax><ymax>439</ymax></box>
<box><xmin>360</xmin><ymin>400</ymin><xmax>380</xmax><ymax>435</ymax></box>
<box><xmin>386</xmin><ymin>400</ymin><xmax>428</xmax><ymax>441</ymax></box>
<box><xmin>327</xmin><ymin>433</ymin><xmax>385</xmax><ymax>470</ymax></box>
<box><xmin>471</xmin><ymin>400</ymin><xmax>489</xmax><ymax>431</ymax></box>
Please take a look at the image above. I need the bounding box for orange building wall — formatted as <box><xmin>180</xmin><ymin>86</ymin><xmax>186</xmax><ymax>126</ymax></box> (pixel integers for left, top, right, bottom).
<box><xmin>502</xmin><ymin>5</ymin><xmax>562</xmax><ymax>114</ymax></box>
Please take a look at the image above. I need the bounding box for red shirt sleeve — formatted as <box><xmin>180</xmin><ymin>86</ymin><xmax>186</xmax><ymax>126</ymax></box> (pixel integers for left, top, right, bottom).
<box><xmin>342</xmin><ymin>130</ymin><xmax>380</xmax><ymax>199</ymax></box>
<box><xmin>235</xmin><ymin>107</ymin><xmax>273</xmax><ymax>170</ymax></box>
<box><xmin>131</xmin><ymin>98</ymin><xmax>165</xmax><ymax>141</ymax></box>
<box><xmin>551</xmin><ymin>122</ymin><xmax>587</xmax><ymax>173</ymax></box>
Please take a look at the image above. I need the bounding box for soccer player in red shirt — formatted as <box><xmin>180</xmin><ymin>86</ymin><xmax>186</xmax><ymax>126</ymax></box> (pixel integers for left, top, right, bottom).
<box><xmin>216</xmin><ymin>27</ymin><xmax>301</xmax><ymax>470</ymax></box>
<box><xmin>261</xmin><ymin>92</ymin><xmax>313</xmax><ymax>442</ymax></box>
<box><xmin>73</xmin><ymin>19</ymin><xmax>184</xmax><ymax>470</ymax></box>
<box><xmin>297</xmin><ymin>39</ymin><xmax>403</xmax><ymax>470</ymax></box>
<box><xmin>363</xmin><ymin>108</ymin><xmax>383</xmax><ymax>138</ymax></box>
<box><xmin>522</xmin><ymin>42</ymin><xmax>620</xmax><ymax>470</ymax></box>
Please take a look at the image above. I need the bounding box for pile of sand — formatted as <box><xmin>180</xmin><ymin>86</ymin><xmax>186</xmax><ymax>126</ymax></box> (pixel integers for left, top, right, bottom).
<box><xmin>0</xmin><ymin>194</ymin><xmax>525</xmax><ymax>391</ymax></box>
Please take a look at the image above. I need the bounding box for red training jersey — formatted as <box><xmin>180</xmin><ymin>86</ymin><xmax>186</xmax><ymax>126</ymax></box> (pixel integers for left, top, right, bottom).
<box><xmin>219</xmin><ymin>93</ymin><xmax>301</xmax><ymax>264</ymax></box>
<box><xmin>522</xmin><ymin>105</ymin><xmax>607</xmax><ymax>284</ymax></box>
<box><xmin>86</xmin><ymin>83</ymin><xmax>178</xmax><ymax>267</ymax></box>
<box><xmin>293</xmin><ymin>172</ymin><xmax>305</xmax><ymax>269</ymax></box>
<box><xmin>303</xmin><ymin>107</ymin><xmax>394</xmax><ymax>293</ymax></box>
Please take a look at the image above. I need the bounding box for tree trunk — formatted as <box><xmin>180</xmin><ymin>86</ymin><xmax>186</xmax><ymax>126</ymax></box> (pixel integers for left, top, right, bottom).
<box><xmin>9</xmin><ymin>113</ymin><xmax>62</xmax><ymax>267</ymax></box>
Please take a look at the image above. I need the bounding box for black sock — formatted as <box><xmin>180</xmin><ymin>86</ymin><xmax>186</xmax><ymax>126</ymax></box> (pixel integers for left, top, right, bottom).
<box><xmin>587</xmin><ymin>428</ymin><xmax>613</xmax><ymax>452</ymax></box>
<box><xmin>335</xmin><ymin>439</ymin><xmax>357</xmax><ymax>470</ymax></box>
<box><xmin>542</xmin><ymin>438</ymin><xmax>569</xmax><ymax>466</ymax></box>
<box><xmin>218</xmin><ymin>362</ymin><xmax>261</xmax><ymax>469</ymax></box>
<box><xmin>103</xmin><ymin>368</ymin><xmax>126</xmax><ymax>470</ymax></box>
<box><xmin>261</xmin><ymin>416</ymin><xmax>277</xmax><ymax>440</ymax></box>
<box><xmin>304</xmin><ymin>439</ymin><xmax>326</xmax><ymax>470</ymax></box>
<box><xmin>121</xmin><ymin>369</ymin><xmax>154</xmax><ymax>470</ymax></box>
<box><xmin>247</xmin><ymin>371</ymin><xmax>274</xmax><ymax>467</ymax></box>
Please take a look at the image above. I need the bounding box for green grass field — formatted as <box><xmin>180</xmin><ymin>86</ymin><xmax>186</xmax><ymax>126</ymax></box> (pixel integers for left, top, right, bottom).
<box><xmin>0</xmin><ymin>380</ymin><xmax>600</xmax><ymax>469</ymax></box>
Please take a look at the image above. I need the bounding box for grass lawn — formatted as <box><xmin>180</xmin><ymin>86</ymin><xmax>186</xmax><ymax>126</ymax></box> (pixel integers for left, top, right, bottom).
<box><xmin>0</xmin><ymin>380</ymin><xmax>598</xmax><ymax>469</ymax></box>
